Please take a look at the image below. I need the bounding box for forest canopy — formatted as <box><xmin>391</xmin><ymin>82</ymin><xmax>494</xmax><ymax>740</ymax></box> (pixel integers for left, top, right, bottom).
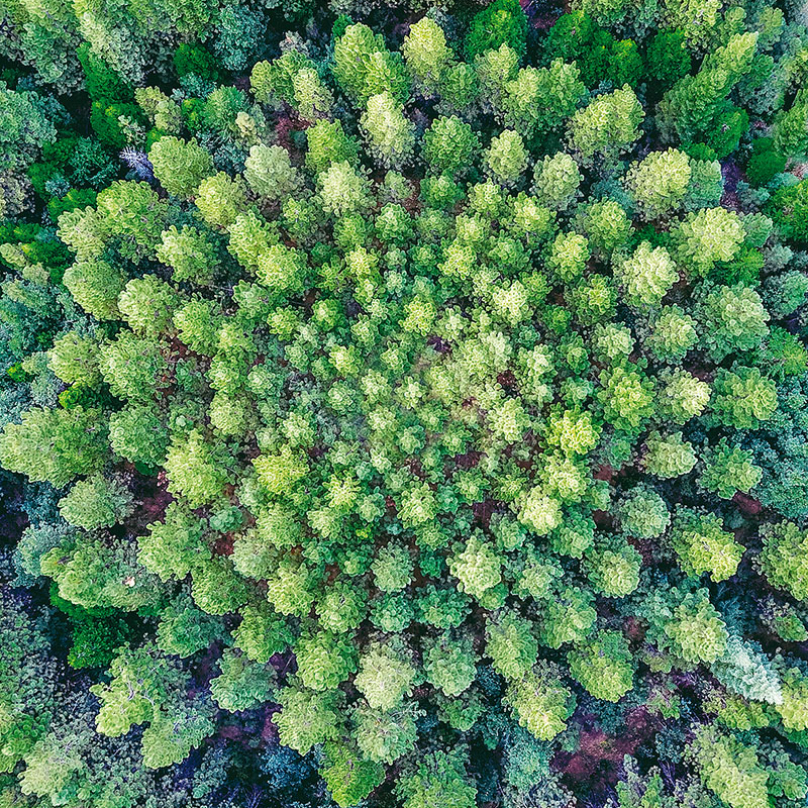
<box><xmin>3</xmin><ymin>0</ymin><xmax>808</xmax><ymax>806</ymax></box>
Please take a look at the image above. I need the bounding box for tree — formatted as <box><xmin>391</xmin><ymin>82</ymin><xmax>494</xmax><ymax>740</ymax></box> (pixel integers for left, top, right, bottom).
<box><xmin>673</xmin><ymin>207</ymin><xmax>746</xmax><ymax>278</ymax></box>
<box><xmin>625</xmin><ymin>149</ymin><xmax>691</xmax><ymax>219</ymax></box>
<box><xmin>504</xmin><ymin>663</ymin><xmax>575</xmax><ymax>741</ymax></box>
<box><xmin>766</xmin><ymin>179</ymin><xmax>808</xmax><ymax>243</ymax></box>
<box><xmin>532</xmin><ymin>152</ymin><xmax>582</xmax><ymax>210</ymax></box>
<box><xmin>251</xmin><ymin>50</ymin><xmax>316</xmax><ymax>106</ymax></box>
<box><xmin>0</xmin><ymin>591</ymin><xmax>61</xmax><ymax>773</ymax></box>
<box><xmin>140</xmin><ymin>698</ymin><xmax>214</xmax><ymax>770</ymax></box>
<box><xmin>332</xmin><ymin>24</ymin><xmax>409</xmax><ymax>105</ymax></box>
<box><xmin>294</xmin><ymin>628</ymin><xmax>359</xmax><ymax>692</ymax></box>
<box><xmin>536</xmin><ymin>584</ymin><xmax>596</xmax><ymax>648</ymax></box>
<box><xmin>322</xmin><ymin>741</ymin><xmax>386</xmax><ymax>807</ymax></box>
<box><xmin>498</xmin><ymin>59</ymin><xmax>586</xmax><ymax>137</ymax></box>
<box><xmin>422</xmin><ymin>632</ymin><xmax>478</xmax><ymax>697</ymax></box>
<box><xmin>148</xmin><ymin>136</ymin><xmax>213</xmax><ymax>198</ymax></box>
<box><xmin>0</xmin><ymin>406</ymin><xmax>107</xmax><ymax>488</ymax></box>
<box><xmin>644</xmin><ymin>305</ymin><xmax>699</xmax><ymax>362</ymax></box>
<box><xmin>568</xmin><ymin>631</ymin><xmax>634</xmax><ymax>702</ymax></box>
<box><xmin>42</xmin><ymin>533</ymin><xmax>161</xmax><ymax>611</ymax></box>
<box><xmin>583</xmin><ymin>538</ymin><xmax>642</xmax><ymax>597</ymax></box>
<box><xmin>255</xmin><ymin>243</ymin><xmax>309</xmax><ymax>299</ymax></box>
<box><xmin>447</xmin><ymin>535</ymin><xmax>502</xmax><ymax>603</ymax></box>
<box><xmin>293</xmin><ymin>67</ymin><xmax>335</xmax><ymax>121</ymax></box>
<box><xmin>711</xmin><ymin>635</ymin><xmax>782</xmax><ymax>704</ymax></box>
<box><xmin>99</xmin><ymin>331</ymin><xmax>168</xmax><ymax>403</ymax></box>
<box><xmin>138</xmin><ymin>502</ymin><xmax>211</xmax><ymax>583</ymax></box>
<box><xmin>547</xmin><ymin>232</ymin><xmax>589</xmax><ymax>284</ymax></box>
<box><xmin>618</xmin><ymin>487</ymin><xmax>670</xmax><ymax>539</ymax></box>
<box><xmin>423</xmin><ymin>117</ymin><xmax>481</xmax><ymax>178</ymax></box>
<box><xmin>274</xmin><ymin>681</ymin><xmax>344</xmax><ymax>756</ymax></box>
<box><xmin>402</xmin><ymin>17</ymin><xmax>454</xmax><ymax>93</ymax></box>
<box><xmin>266</xmin><ymin>554</ymin><xmax>317</xmax><ymax>617</ymax></box>
<box><xmin>645</xmin><ymin>30</ymin><xmax>691</xmax><ymax>88</ymax></box>
<box><xmin>360</xmin><ymin>92</ymin><xmax>416</xmax><ymax>169</ymax></box>
<box><xmin>763</xmin><ymin>270</ymin><xmax>808</xmax><ymax>319</ymax></box>
<box><xmin>157</xmin><ymin>225</ymin><xmax>219</xmax><ymax>286</ymax></box>
<box><xmin>657</xmin><ymin>369</ymin><xmax>712</xmax><ymax>425</ymax></box>
<box><xmin>654</xmin><ymin>590</ymin><xmax>728</xmax><ymax>666</ymax></box>
<box><xmin>156</xmin><ymin>592</ymin><xmax>225</xmax><ymax>657</ymax></box>
<box><xmin>244</xmin><ymin>144</ymin><xmax>303</xmax><ymax>201</ymax></box>
<box><xmin>353</xmin><ymin>702</ymin><xmax>420</xmax><ymax>765</ymax></box>
<box><xmin>316</xmin><ymin>161</ymin><xmax>374</xmax><ymax>217</ymax></box>
<box><xmin>210</xmin><ymin>648</ymin><xmax>275</xmax><ymax>712</ymax></box>
<box><xmin>544</xmin><ymin>408</ymin><xmax>601</xmax><ymax>457</ymax></box>
<box><xmin>597</xmin><ymin>364</ymin><xmax>656</xmax><ymax>432</ymax></box>
<box><xmin>395</xmin><ymin>750</ymin><xmax>477</xmax><ymax>808</ymax></box>
<box><xmin>47</xmin><ymin>332</ymin><xmax>102</xmax><ymax>386</ymax></box>
<box><xmin>232</xmin><ymin>601</ymin><xmax>294</xmax><ymax>663</ymax></box>
<box><xmin>711</xmin><ymin>367</ymin><xmax>778</xmax><ymax>429</ymax></box>
<box><xmin>465</xmin><ymin>0</ymin><xmax>528</xmax><ymax>62</ymax></box>
<box><xmin>58</xmin><ymin>473</ymin><xmax>134</xmax><ymax>530</ymax></box>
<box><xmin>567</xmin><ymin>86</ymin><xmax>644</xmax><ymax>162</ymax></box>
<box><xmin>194</xmin><ymin>172</ymin><xmax>248</xmax><ymax>228</ymax></box>
<box><xmin>670</xmin><ymin>508</ymin><xmax>744</xmax><ymax>581</ymax></box>
<box><xmin>95</xmin><ymin>181</ymin><xmax>169</xmax><ymax>263</ymax></box>
<box><xmin>305</xmin><ymin>119</ymin><xmax>360</xmax><ymax>173</ymax></box>
<box><xmin>190</xmin><ymin>556</ymin><xmax>251</xmax><ymax>615</ymax></box>
<box><xmin>699</xmin><ymin>440</ymin><xmax>762</xmax><ymax>500</ymax></box>
<box><xmin>576</xmin><ymin>199</ymin><xmax>631</xmax><ymax>259</ymax></box>
<box><xmin>692</xmin><ymin>730</ymin><xmax>770</xmax><ymax>808</ymax></box>
<box><xmin>657</xmin><ymin>36</ymin><xmax>756</xmax><ymax>157</ymax></box>
<box><xmin>642</xmin><ymin>431</ymin><xmax>697</xmax><ymax>478</ymax></box>
<box><xmin>0</xmin><ymin>83</ymin><xmax>57</xmax><ymax>170</ymax></box>
<box><xmin>372</xmin><ymin>543</ymin><xmax>413</xmax><ymax>592</ymax></box>
<box><xmin>486</xmin><ymin>610</ymin><xmax>539</xmax><ymax>680</ymax></box>
<box><xmin>777</xmin><ymin>667</ymin><xmax>808</xmax><ymax>732</ymax></box>
<box><xmin>164</xmin><ymin>429</ymin><xmax>230</xmax><ymax>507</ymax></box>
<box><xmin>773</xmin><ymin>98</ymin><xmax>808</xmax><ymax>160</ymax></box>
<box><xmin>173</xmin><ymin>298</ymin><xmax>222</xmax><ymax>355</ymax></box>
<box><xmin>759</xmin><ymin>521</ymin><xmax>808</xmax><ymax>600</ymax></box>
<box><xmin>62</xmin><ymin>259</ymin><xmax>127</xmax><ymax>321</ymax></box>
<box><xmin>108</xmin><ymin>403</ymin><xmax>169</xmax><ymax>468</ymax></box>
<box><xmin>88</xmin><ymin>643</ymin><xmax>215</xmax><ymax>769</ymax></box>
<box><xmin>517</xmin><ymin>487</ymin><xmax>563</xmax><ymax>537</ymax></box>
<box><xmin>614</xmin><ymin>242</ymin><xmax>679</xmax><ymax>309</ymax></box>
<box><xmin>118</xmin><ymin>275</ymin><xmax>179</xmax><ymax>339</ymax></box>
<box><xmin>416</xmin><ymin>585</ymin><xmax>472</xmax><ymax>629</ymax></box>
<box><xmin>484</xmin><ymin>130</ymin><xmax>528</xmax><ymax>186</ymax></box>
<box><xmin>697</xmin><ymin>284</ymin><xmax>770</xmax><ymax>359</ymax></box>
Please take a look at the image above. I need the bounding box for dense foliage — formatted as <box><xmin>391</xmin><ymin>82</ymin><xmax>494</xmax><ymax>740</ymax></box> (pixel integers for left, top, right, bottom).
<box><xmin>3</xmin><ymin>0</ymin><xmax>808</xmax><ymax>806</ymax></box>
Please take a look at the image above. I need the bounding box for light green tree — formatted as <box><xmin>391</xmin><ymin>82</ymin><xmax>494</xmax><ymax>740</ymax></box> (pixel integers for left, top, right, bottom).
<box><xmin>504</xmin><ymin>662</ymin><xmax>575</xmax><ymax>741</ymax></box>
<box><xmin>148</xmin><ymin>136</ymin><xmax>213</xmax><ymax>198</ymax></box>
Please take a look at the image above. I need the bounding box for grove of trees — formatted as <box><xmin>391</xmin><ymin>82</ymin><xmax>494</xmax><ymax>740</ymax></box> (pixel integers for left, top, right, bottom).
<box><xmin>3</xmin><ymin>0</ymin><xmax>808</xmax><ymax>806</ymax></box>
